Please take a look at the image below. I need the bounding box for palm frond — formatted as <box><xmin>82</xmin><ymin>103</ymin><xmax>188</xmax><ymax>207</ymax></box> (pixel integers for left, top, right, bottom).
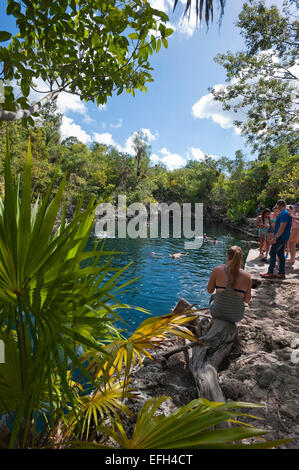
<box><xmin>92</xmin><ymin>397</ymin><xmax>293</xmax><ymax>449</ymax></box>
<box><xmin>0</xmin><ymin>134</ymin><xmax>139</xmax><ymax>447</ymax></box>
<box><xmin>64</xmin><ymin>377</ymin><xmax>135</xmax><ymax>440</ymax></box>
<box><xmin>173</xmin><ymin>0</ymin><xmax>226</xmax><ymax>27</ymax></box>
<box><xmin>85</xmin><ymin>311</ymin><xmax>198</xmax><ymax>382</ymax></box>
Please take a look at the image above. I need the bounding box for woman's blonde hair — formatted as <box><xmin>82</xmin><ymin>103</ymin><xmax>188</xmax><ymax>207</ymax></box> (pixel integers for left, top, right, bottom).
<box><xmin>227</xmin><ymin>245</ymin><xmax>243</xmax><ymax>286</ymax></box>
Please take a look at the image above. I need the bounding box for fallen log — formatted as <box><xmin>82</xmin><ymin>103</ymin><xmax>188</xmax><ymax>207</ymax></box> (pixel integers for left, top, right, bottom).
<box><xmin>172</xmin><ymin>298</ymin><xmax>238</xmax><ymax>402</ymax></box>
<box><xmin>188</xmin><ymin>318</ymin><xmax>238</xmax><ymax>401</ymax></box>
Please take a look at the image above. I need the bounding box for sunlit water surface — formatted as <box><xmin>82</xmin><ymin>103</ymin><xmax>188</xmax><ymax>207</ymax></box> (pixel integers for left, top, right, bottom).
<box><xmin>86</xmin><ymin>222</ymin><xmax>249</xmax><ymax>336</ymax></box>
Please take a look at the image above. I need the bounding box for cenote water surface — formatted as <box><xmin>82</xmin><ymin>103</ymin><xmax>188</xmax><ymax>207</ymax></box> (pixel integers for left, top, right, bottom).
<box><xmin>86</xmin><ymin>222</ymin><xmax>249</xmax><ymax>336</ymax></box>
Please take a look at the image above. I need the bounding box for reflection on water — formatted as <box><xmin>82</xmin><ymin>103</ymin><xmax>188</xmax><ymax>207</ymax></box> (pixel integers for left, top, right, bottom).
<box><xmin>87</xmin><ymin>222</ymin><xmax>249</xmax><ymax>336</ymax></box>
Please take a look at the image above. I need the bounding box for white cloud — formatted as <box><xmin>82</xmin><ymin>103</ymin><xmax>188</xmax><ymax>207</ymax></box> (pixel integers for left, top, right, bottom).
<box><xmin>93</xmin><ymin>132</ymin><xmax>119</xmax><ymax>148</ymax></box>
<box><xmin>122</xmin><ymin>134</ymin><xmax>136</xmax><ymax>154</ymax></box>
<box><xmin>110</xmin><ymin>118</ymin><xmax>123</xmax><ymax>129</ymax></box>
<box><xmin>140</xmin><ymin>127</ymin><xmax>159</xmax><ymax>142</ymax></box>
<box><xmin>188</xmin><ymin>147</ymin><xmax>218</xmax><ymax>161</ymax></box>
<box><xmin>149</xmin><ymin>0</ymin><xmax>171</xmax><ymax>11</ymax></box>
<box><xmin>56</xmin><ymin>92</ymin><xmax>87</xmax><ymax>115</ymax></box>
<box><xmin>161</xmin><ymin>152</ymin><xmax>186</xmax><ymax>170</ymax></box>
<box><xmin>160</xmin><ymin>147</ymin><xmax>169</xmax><ymax>155</ymax></box>
<box><xmin>92</xmin><ymin>130</ymin><xmax>182</xmax><ymax>170</ymax></box>
<box><xmin>83</xmin><ymin>115</ymin><xmax>96</xmax><ymax>124</ymax></box>
<box><xmin>92</xmin><ymin>127</ymin><xmax>159</xmax><ymax>154</ymax></box>
<box><xmin>189</xmin><ymin>147</ymin><xmax>205</xmax><ymax>160</ymax></box>
<box><xmin>151</xmin><ymin>144</ymin><xmax>218</xmax><ymax>170</ymax></box>
<box><xmin>150</xmin><ymin>147</ymin><xmax>186</xmax><ymax>170</ymax></box>
<box><xmin>192</xmin><ymin>51</ymin><xmax>299</xmax><ymax>134</ymax></box>
<box><xmin>150</xmin><ymin>153</ymin><xmax>160</xmax><ymax>164</ymax></box>
<box><xmin>60</xmin><ymin>116</ymin><xmax>92</xmax><ymax>144</ymax></box>
<box><xmin>150</xmin><ymin>0</ymin><xmax>195</xmax><ymax>38</ymax></box>
<box><xmin>177</xmin><ymin>3</ymin><xmax>199</xmax><ymax>38</ymax></box>
<box><xmin>25</xmin><ymin>77</ymin><xmax>90</xmax><ymax>116</ymax></box>
<box><xmin>120</xmin><ymin>128</ymin><xmax>158</xmax><ymax>154</ymax></box>
<box><xmin>191</xmin><ymin>90</ymin><xmax>242</xmax><ymax>134</ymax></box>
<box><xmin>22</xmin><ymin>77</ymin><xmax>97</xmax><ymax>124</ymax></box>
<box><xmin>166</xmin><ymin>0</ymin><xmax>208</xmax><ymax>38</ymax></box>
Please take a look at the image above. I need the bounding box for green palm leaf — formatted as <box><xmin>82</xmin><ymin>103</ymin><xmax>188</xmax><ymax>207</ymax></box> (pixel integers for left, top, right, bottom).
<box><xmin>65</xmin><ymin>377</ymin><xmax>134</xmax><ymax>440</ymax></box>
<box><xmin>0</xmin><ymin>134</ymin><xmax>139</xmax><ymax>447</ymax></box>
<box><xmin>84</xmin><ymin>311</ymin><xmax>198</xmax><ymax>383</ymax></box>
<box><xmin>94</xmin><ymin>397</ymin><xmax>292</xmax><ymax>449</ymax></box>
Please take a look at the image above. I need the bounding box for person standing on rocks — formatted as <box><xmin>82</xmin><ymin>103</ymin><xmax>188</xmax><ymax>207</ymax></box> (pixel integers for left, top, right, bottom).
<box><xmin>270</xmin><ymin>205</ymin><xmax>279</xmax><ymax>230</ymax></box>
<box><xmin>287</xmin><ymin>205</ymin><xmax>299</xmax><ymax>266</ymax></box>
<box><xmin>257</xmin><ymin>208</ymin><xmax>271</xmax><ymax>259</ymax></box>
<box><xmin>207</xmin><ymin>245</ymin><xmax>252</xmax><ymax>323</ymax></box>
<box><xmin>261</xmin><ymin>199</ymin><xmax>292</xmax><ymax>280</ymax></box>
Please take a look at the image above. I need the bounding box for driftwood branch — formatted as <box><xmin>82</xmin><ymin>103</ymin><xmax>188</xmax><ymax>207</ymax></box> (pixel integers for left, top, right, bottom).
<box><xmin>162</xmin><ymin>339</ymin><xmax>209</xmax><ymax>361</ymax></box>
<box><xmin>171</xmin><ymin>297</ymin><xmax>238</xmax><ymax>402</ymax></box>
<box><xmin>189</xmin><ymin>318</ymin><xmax>237</xmax><ymax>401</ymax></box>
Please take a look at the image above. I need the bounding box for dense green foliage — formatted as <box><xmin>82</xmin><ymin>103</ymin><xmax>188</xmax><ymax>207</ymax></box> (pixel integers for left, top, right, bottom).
<box><xmin>0</xmin><ymin>134</ymin><xmax>132</xmax><ymax>447</ymax></box>
<box><xmin>0</xmin><ymin>0</ymin><xmax>228</xmax><ymax>124</ymax></box>
<box><xmin>1</xmin><ymin>137</ymin><xmax>289</xmax><ymax>449</ymax></box>
<box><xmin>0</xmin><ymin>0</ymin><xmax>172</xmax><ymax>122</ymax></box>
<box><xmin>212</xmin><ymin>0</ymin><xmax>298</xmax><ymax>154</ymax></box>
<box><xmin>1</xmin><ymin>103</ymin><xmax>298</xmax><ymax>222</ymax></box>
<box><xmin>0</xmin><ymin>0</ymin><xmax>297</xmax><ymax>451</ymax></box>
<box><xmin>1</xmin><ymin>1</ymin><xmax>297</xmax><ymax>220</ymax></box>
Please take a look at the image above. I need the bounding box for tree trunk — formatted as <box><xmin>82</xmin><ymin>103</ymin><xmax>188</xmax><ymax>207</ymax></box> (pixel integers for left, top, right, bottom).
<box><xmin>172</xmin><ymin>298</ymin><xmax>238</xmax><ymax>402</ymax></box>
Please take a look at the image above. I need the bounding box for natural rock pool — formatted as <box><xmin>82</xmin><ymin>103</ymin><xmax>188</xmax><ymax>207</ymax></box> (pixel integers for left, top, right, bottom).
<box><xmin>87</xmin><ymin>222</ymin><xmax>250</xmax><ymax>336</ymax></box>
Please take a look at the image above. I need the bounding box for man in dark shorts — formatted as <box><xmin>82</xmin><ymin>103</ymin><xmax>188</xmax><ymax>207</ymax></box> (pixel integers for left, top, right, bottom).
<box><xmin>261</xmin><ymin>199</ymin><xmax>292</xmax><ymax>279</ymax></box>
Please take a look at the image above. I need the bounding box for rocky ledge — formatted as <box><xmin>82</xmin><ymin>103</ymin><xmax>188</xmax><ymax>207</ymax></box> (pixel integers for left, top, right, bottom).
<box><xmin>127</xmin><ymin>279</ymin><xmax>299</xmax><ymax>448</ymax></box>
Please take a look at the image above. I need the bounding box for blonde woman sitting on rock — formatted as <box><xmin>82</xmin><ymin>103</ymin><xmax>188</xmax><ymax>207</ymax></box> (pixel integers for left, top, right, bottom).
<box><xmin>207</xmin><ymin>246</ymin><xmax>252</xmax><ymax>323</ymax></box>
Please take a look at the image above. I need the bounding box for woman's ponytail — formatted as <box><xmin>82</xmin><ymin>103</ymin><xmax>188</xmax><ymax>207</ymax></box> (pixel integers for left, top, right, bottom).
<box><xmin>227</xmin><ymin>246</ymin><xmax>243</xmax><ymax>286</ymax></box>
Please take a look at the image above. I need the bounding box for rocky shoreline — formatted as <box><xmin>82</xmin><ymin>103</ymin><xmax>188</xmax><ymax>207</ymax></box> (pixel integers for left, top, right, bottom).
<box><xmin>55</xmin><ymin>207</ymin><xmax>299</xmax><ymax>448</ymax></box>
<box><xmin>126</xmin><ymin>252</ymin><xmax>299</xmax><ymax>449</ymax></box>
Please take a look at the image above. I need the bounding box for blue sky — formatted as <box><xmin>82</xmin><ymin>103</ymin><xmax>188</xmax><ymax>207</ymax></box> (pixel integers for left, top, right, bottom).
<box><xmin>1</xmin><ymin>0</ymin><xmax>284</xmax><ymax>169</ymax></box>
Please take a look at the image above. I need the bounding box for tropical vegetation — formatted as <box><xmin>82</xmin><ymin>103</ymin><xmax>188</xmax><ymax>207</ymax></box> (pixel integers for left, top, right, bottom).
<box><xmin>212</xmin><ymin>0</ymin><xmax>298</xmax><ymax>153</ymax></box>
<box><xmin>0</xmin><ymin>133</ymin><xmax>293</xmax><ymax>450</ymax></box>
<box><xmin>0</xmin><ymin>0</ymin><xmax>297</xmax><ymax>450</ymax></box>
<box><xmin>0</xmin><ymin>105</ymin><xmax>297</xmax><ymax>222</ymax></box>
<box><xmin>0</xmin><ymin>0</ymin><xmax>173</xmax><ymax>123</ymax></box>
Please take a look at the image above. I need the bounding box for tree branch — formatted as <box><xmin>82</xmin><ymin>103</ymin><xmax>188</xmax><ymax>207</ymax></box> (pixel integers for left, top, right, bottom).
<box><xmin>0</xmin><ymin>89</ymin><xmax>61</xmax><ymax>121</ymax></box>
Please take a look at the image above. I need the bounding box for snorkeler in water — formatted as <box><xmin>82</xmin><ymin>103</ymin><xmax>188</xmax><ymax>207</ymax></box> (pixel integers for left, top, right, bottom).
<box><xmin>169</xmin><ymin>252</ymin><xmax>189</xmax><ymax>259</ymax></box>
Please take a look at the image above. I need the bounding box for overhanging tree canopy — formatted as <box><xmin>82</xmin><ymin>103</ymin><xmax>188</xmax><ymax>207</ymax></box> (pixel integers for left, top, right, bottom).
<box><xmin>0</xmin><ymin>0</ymin><xmax>228</xmax><ymax>124</ymax></box>
<box><xmin>0</xmin><ymin>0</ymin><xmax>173</xmax><ymax>122</ymax></box>
<box><xmin>211</xmin><ymin>0</ymin><xmax>299</xmax><ymax>154</ymax></box>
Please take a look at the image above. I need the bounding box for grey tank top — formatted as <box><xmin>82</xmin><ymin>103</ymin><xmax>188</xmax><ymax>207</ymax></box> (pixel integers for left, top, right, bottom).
<box><xmin>210</xmin><ymin>266</ymin><xmax>245</xmax><ymax>323</ymax></box>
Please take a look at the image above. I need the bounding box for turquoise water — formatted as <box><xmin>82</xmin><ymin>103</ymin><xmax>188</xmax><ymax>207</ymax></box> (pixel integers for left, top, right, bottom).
<box><xmin>87</xmin><ymin>222</ymin><xmax>249</xmax><ymax>336</ymax></box>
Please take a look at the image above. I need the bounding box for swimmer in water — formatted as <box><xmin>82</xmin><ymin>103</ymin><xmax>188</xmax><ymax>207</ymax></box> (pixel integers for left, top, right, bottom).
<box><xmin>169</xmin><ymin>252</ymin><xmax>187</xmax><ymax>259</ymax></box>
<box><xmin>213</xmin><ymin>237</ymin><xmax>218</xmax><ymax>244</ymax></box>
<box><xmin>203</xmin><ymin>233</ymin><xmax>208</xmax><ymax>241</ymax></box>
